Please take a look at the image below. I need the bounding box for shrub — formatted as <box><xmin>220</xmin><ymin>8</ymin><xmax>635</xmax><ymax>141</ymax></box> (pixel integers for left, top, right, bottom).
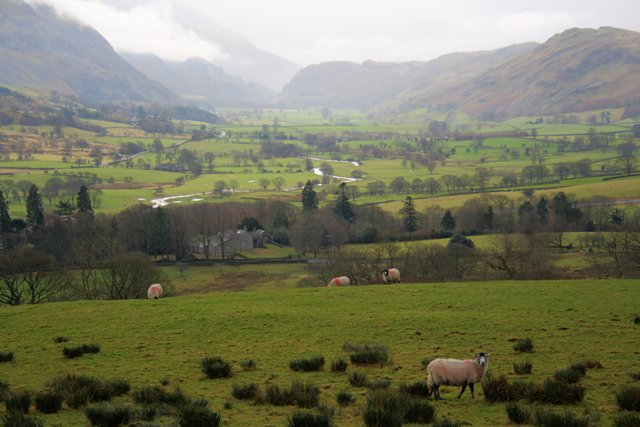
<box><xmin>343</xmin><ymin>343</ymin><xmax>391</xmax><ymax>366</ymax></box>
<box><xmin>403</xmin><ymin>399</ymin><xmax>436</xmax><ymax>424</ymax></box>
<box><xmin>201</xmin><ymin>356</ymin><xmax>232</xmax><ymax>379</ymax></box>
<box><xmin>362</xmin><ymin>389</ymin><xmax>405</xmax><ymax>427</ymax></box>
<box><xmin>533</xmin><ymin>408</ymin><xmax>590</xmax><ymax>426</ymax></box>
<box><xmin>239</xmin><ymin>359</ymin><xmax>256</xmax><ymax>371</ymax></box>
<box><xmin>0</xmin><ymin>351</ymin><xmax>14</xmax><ymax>363</ymax></box>
<box><xmin>554</xmin><ymin>367</ymin><xmax>585</xmax><ymax>384</ymax></box>
<box><xmin>336</xmin><ymin>391</ymin><xmax>355</xmax><ymax>406</ymax></box>
<box><xmin>348</xmin><ymin>371</ymin><xmax>368</xmax><ymax>387</ymax></box>
<box><xmin>539</xmin><ymin>379</ymin><xmax>585</xmax><ymax>404</ymax></box>
<box><xmin>290</xmin><ymin>355</ymin><xmax>325</xmax><ymax>372</ymax></box>
<box><xmin>330</xmin><ymin>358</ymin><xmax>348</xmax><ymax>372</ymax></box>
<box><xmin>514</xmin><ymin>361</ymin><xmax>532</xmax><ymax>375</ymax></box>
<box><xmin>231</xmin><ymin>383</ymin><xmax>259</xmax><ymax>400</ymax></box>
<box><xmin>34</xmin><ymin>391</ymin><xmax>63</xmax><ymax>414</ymax></box>
<box><xmin>5</xmin><ymin>390</ymin><xmax>31</xmax><ymax>414</ymax></box>
<box><xmin>287</xmin><ymin>406</ymin><xmax>334</xmax><ymax>427</ymax></box>
<box><xmin>506</xmin><ymin>402</ymin><xmax>531</xmax><ymax>424</ymax></box>
<box><xmin>399</xmin><ymin>381</ymin><xmax>429</xmax><ymax>397</ymax></box>
<box><xmin>616</xmin><ymin>386</ymin><xmax>640</xmax><ymax>411</ymax></box>
<box><xmin>614</xmin><ymin>412</ymin><xmax>640</xmax><ymax>427</ymax></box>
<box><xmin>85</xmin><ymin>403</ymin><xmax>132</xmax><ymax>427</ymax></box>
<box><xmin>432</xmin><ymin>417</ymin><xmax>461</xmax><ymax>427</ymax></box>
<box><xmin>0</xmin><ymin>413</ymin><xmax>44</xmax><ymax>427</ymax></box>
<box><xmin>176</xmin><ymin>398</ymin><xmax>221</xmax><ymax>427</ymax></box>
<box><xmin>52</xmin><ymin>336</ymin><xmax>69</xmax><ymax>343</ymax></box>
<box><xmin>513</xmin><ymin>338</ymin><xmax>534</xmax><ymax>353</ymax></box>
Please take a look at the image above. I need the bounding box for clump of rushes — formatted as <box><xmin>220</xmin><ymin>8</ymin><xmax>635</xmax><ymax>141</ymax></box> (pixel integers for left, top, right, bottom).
<box><xmin>239</xmin><ymin>359</ymin><xmax>256</xmax><ymax>371</ymax></box>
<box><xmin>336</xmin><ymin>390</ymin><xmax>355</xmax><ymax>406</ymax></box>
<box><xmin>399</xmin><ymin>381</ymin><xmax>430</xmax><ymax>397</ymax></box>
<box><xmin>482</xmin><ymin>374</ymin><xmax>516</xmax><ymax>403</ymax></box>
<box><xmin>287</xmin><ymin>406</ymin><xmax>334</xmax><ymax>427</ymax></box>
<box><xmin>62</xmin><ymin>344</ymin><xmax>100</xmax><ymax>359</ymax></box>
<box><xmin>231</xmin><ymin>383</ymin><xmax>259</xmax><ymax>400</ymax></box>
<box><xmin>52</xmin><ymin>336</ymin><xmax>69</xmax><ymax>343</ymax></box>
<box><xmin>176</xmin><ymin>398</ymin><xmax>221</xmax><ymax>427</ymax></box>
<box><xmin>513</xmin><ymin>361</ymin><xmax>532</xmax><ymax>375</ymax></box>
<box><xmin>614</xmin><ymin>412</ymin><xmax>640</xmax><ymax>427</ymax></box>
<box><xmin>0</xmin><ymin>351</ymin><xmax>14</xmax><ymax>363</ymax></box>
<box><xmin>505</xmin><ymin>402</ymin><xmax>530</xmax><ymax>424</ymax></box>
<box><xmin>513</xmin><ymin>338</ymin><xmax>534</xmax><ymax>353</ymax></box>
<box><xmin>348</xmin><ymin>371</ymin><xmax>368</xmax><ymax>387</ymax></box>
<box><xmin>343</xmin><ymin>343</ymin><xmax>391</xmax><ymax>365</ymax></box>
<box><xmin>533</xmin><ymin>408</ymin><xmax>590</xmax><ymax>427</ymax></box>
<box><xmin>616</xmin><ymin>385</ymin><xmax>640</xmax><ymax>411</ymax></box>
<box><xmin>264</xmin><ymin>381</ymin><xmax>320</xmax><ymax>408</ymax></box>
<box><xmin>289</xmin><ymin>355</ymin><xmax>325</xmax><ymax>372</ymax></box>
<box><xmin>554</xmin><ymin>367</ymin><xmax>585</xmax><ymax>384</ymax></box>
<box><xmin>403</xmin><ymin>399</ymin><xmax>436</xmax><ymax>424</ymax></box>
<box><xmin>330</xmin><ymin>358</ymin><xmax>348</xmax><ymax>372</ymax></box>
<box><xmin>34</xmin><ymin>391</ymin><xmax>63</xmax><ymax>414</ymax></box>
<box><xmin>362</xmin><ymin>389</ymin><xmax>405</xmax><ymax>427</ymax></box>
<box><xmin>432</xmin><ymin>418</ymin><xmax>462</xmax><ymax>427</ymax></box>
<box><xmin>84</xmin><ymin>403</ymin><xmax>133</xmax><ymax>427</ymax></box>
<box><xmin>5</xmin><ymin>390</ymin><xmax>31</xmax><ymax>414</ymax></box>
<box><xmin>539</xmin><ymin>379</ymin><xmax>585</xmax><ymax>404</ymax></box>
<box><xmin>421</xmin><ymin>357</ymin><xmax>434</xmax><ymax>370</ymax></box>
<box><xmin>367</xmin><ymin>378</ymin><xmax>391</xmax><ymax>390</ymax></box>
<box><xmin>1</xmin><ymin>413</ymin><xmax>44</xmax><ymax>427</ymax></box>
<box><xmin>201</xmin><ymin>356</ymin><xmax>232</xmax><ymax>379</ymax></box>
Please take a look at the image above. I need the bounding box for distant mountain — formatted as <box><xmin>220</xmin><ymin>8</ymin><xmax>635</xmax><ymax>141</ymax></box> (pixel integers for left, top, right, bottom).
<box><xmin>0</xmin><ymin>0</ymin><xmax>176</xmax><ymax>104</ymax></box>
<box><xmin>121</xmin><ymin>53</ymin><xmax>274</xmax><ymax>108</ymax></box>
<box><xmin>404</xmin><ymin>27</ymin><xmax>640</xmax><ymax>119</ymax></box>
<box><xmin>278</xmin><ymin>43</ymin><xmax>539</xmax><ymax>110</ymax></box>
<box><xmin>170</xmin><ymin>4</ymin><xmax>300</xmax><ymax>92</ymax></box>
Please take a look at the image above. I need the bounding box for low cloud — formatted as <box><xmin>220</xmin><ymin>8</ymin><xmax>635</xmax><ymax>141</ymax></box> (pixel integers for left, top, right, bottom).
<box><xmin>30</xmin><ymin>0</ymin><xmax>226</xmax><ymax>62</ymax></box>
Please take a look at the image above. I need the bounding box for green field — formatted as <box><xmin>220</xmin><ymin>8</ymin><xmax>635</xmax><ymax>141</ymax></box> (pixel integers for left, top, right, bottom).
<box><xmin>1</xmin><ymin>279</ymin><xmax>638</xmax><ymax>426</ymax></box>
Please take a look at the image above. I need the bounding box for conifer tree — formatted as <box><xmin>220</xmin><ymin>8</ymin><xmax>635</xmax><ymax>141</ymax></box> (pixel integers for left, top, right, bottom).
<box><xmin>26</xmin><ymin>184</ymin><xmax>44</xmax><ymax>228</ymax></box>
<box><xmin>333</xmin><ymin>182</ymin><xmax>356</xmax><ymax>223</ymax></box>
<box><xmin>76</xmin><ymin>184</ymin><xmax>93</xmax><ymax>215</ymax></box>
<box><xmin>0</xmin><ymin>190</ymin><xmax>11</xmax><ymax>233</ymax></box>
<box><xmin>400</xmin><ymin>196</ymin><xmax>419</xmax><ymax>233</ymax></box>
<box><xmin>301</xmin><ymin>180</ymin><xmax>319</xmax><ymax>212</ymax></box>
<box><xmin>441</xmin><ymin>209</ymin><xmax>456</xmax><ymax>231</ymax></box>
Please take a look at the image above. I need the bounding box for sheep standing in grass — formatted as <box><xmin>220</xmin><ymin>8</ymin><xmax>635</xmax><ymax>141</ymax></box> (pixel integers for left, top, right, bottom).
<box><xmin>147</xmin><ymin>283</ymin><xmax>163</xmax><ymax>299</ymax></box>
<box><xmin>328</xmin><ymin>276</ymin><xmax>350</xmax><ymax>287</ymax></box>
<box><xmin>427</xmin><ymin>352</ymin><xmax>489</xmax><ymax>399</ymax></box>
<box><xmin>382</xmin><ymin>268</ymin><xmax>400</xmax><ymax>283</ymax></box>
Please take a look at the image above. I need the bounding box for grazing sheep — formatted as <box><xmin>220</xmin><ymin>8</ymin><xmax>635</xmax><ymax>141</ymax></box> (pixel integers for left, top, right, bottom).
<box><xmin>427</xmin><ymin>352</ymin><xmax>489</xmax><ymax>399</ymax></box>
<box><xmin>147</xmin><ymin>283</ymin><xmax>163</xmax><ymax>299</ymax></box>
<box><xmin>382</xmin><ymin>268</ymin><xmax>400</xmax><ymax>283</ymax></box>
<box><xmin>327</xmin><ymin>276</ymin><xmax>350</xmax><ymax>287</ymax></box>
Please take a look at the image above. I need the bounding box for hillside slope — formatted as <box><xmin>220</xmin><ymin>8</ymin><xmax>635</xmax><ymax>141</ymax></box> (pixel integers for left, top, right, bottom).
<box><xmin>122</xmin><ymin>53</ymin><xmax>274</xmax><ymax>108</ymax></box>
<box><xmin>277</xmin><ymin>43</ymin><xmax>538</xmax><ymax>110</ymax></box>
<box><xmin>0</xmin><ymin>0</ymin><xmax>176</xmax><ymax>104</ymax></box>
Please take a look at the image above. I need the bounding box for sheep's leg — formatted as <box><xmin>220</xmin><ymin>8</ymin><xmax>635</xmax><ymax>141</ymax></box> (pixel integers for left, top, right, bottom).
<box><xmin>469</xmin><ymin>383</ymin><xmax>475</xmax><ymax>398</ymax></box>
<box><xmin>434</xmin><ymin>385</ymin><xmax>441</xmax><ymax>400</ymax></box>
<box><xmin>458</xmin><ymin>382</ymin><xmax>467</xmax><ymax>399</ymax></box>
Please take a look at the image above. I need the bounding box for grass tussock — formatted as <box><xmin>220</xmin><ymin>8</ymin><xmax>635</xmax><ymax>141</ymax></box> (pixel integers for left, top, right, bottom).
<box><xmin>343</xmin><ymin>343</ymin><xmax>391</xmax><ymax>366</ymax></box>
<box><xmin>336</xmin><ymin>390</ymin><xmax>355</xmax><ymax>406</ymax></box>
<box><xmin>482</xmin><ymin>375</ymin><xmax>518</xmax><ymax>403</ymax></box>
<box><xmin>289</xmin><ymin>355</ymin><xmax>325</xmax><ymax>372</ymax></box>
<box><xmin>62</xmin><ymin>343</ymin><xmax>100</xmax><ymax>359</ymax></box>
<box><xmin>231</xmin><ymin>383</ymin><xmax>259</xmax><ymax>400</ymax></box>
<box><xmin>330</xmin><ymin>358</ymin><xmax>349</xmax><ymax>373</ymax></box>
<box><xmin>132</xmin><ymin>385</ymin><xmax>187</xmax><ymax>407</ymax></box>
<box><xmin>52</xmin><ymin>336</ymin><xmax>69</xmax><ymax>343</ymax></box>
<box><xmin>34</xmin><ymin>391</ymin><xmax>63</xmax><ymax>414</ymax></box>
<box><xmin>201</xmin><ymin>356</ymin><xmax>232</xmax><ymax>379</ymax></box>
<box><xmin>533</xmin><ymin>408</ymin><xmax>591</xmax><ymax>426</ymax></box>
<box><xmin>264</xmin><ymin>381</ymin><xmax>320</xmax><ymax>408</ymax></box>
<box><xmin>514</xmin><ymin>360</ymin><xmax>533</xmax><ymax>375</ymax></box>
<box><xmin>84</xmin><ymin>403</ymin><xmax>132</xmax><ymax>427</ymax></box>
<box><xmin>362</xmin><ymin>389</ymin><xmax>405</xmax><ymax>427</ymax></box>
<box><xmin>5</xmin><ymin>390</ymin><xmax>31</xmax><ymax>414</ymax></box>
<box><xmin>239</xmin><ymin>359</ymin><xmax>256</xmax><ymax>371</ymax></box>
<box><xmin>403</xmin><ymin>399</ymin><xmax>436</xmax><ymax>424</ymax></box>
<box><xmin>616</xmin><ymin>385</ymin><xmax>640</xmax><ymax>411</ymax></box>
<box><xmin>287</xmin><ymin>406</ymin><xmax>335</xmax><ymax>427</ymax></box>
<box><xmin>0</xmin><ymin>413</ymin><xmax>44</xmax><ymax>427</ymax></box>
<box><xmin>505</xmin><ymin>402</ymin><xmax>531</xmax><ymax>424</ymax></box>
<box><xmin>539</xmin><ymin>379</ymin><xmax>585</xmax><ymax>404</ymax></box>
<box><xmin>513</xmin><ymin>338</ymin><xmax>534</xmax><ymax>353</ymax></box>
<box><xmin>554</xmin><ymin>367</ymin><xmax>585</xmax><ymax>384</ymax></box>
<box><xmin>613</xmin><ymin>412</ymin><xmax>640</xmax><ymax>427</ymax></box>
<box><xmin>0</xmin><ymin>351</ymin><xmax>14</xmax><ymax>363</ymax></box>
<box><xmin>176</xmin><ymin>398</ymin><xmax>221</xmax><ymax>427</ymax></box>
<box><xmin>348</xmin><ymin>371</ymin><xmax>368</xmax><ymax>387</ymax></box>
<box><xmin>367</xmin><ymin>378</ymin><xmax>391</xmax><ymax>390</ymax></box>
<box><xmin>49</xmin><ymin>374</ymin><xmax>129</xmax><ymax>408</ymax></box>
<box><xmin>399</xmin><ymin>381</ymin><xmax>429</xmax><ymax>397</ymax></box>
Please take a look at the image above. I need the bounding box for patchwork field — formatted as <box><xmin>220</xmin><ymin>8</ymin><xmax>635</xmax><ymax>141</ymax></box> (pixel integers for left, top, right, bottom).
<box><xmin>1</xmin><ymin>279</ymin><xmax>639</xmax><ymax>426</ymax></box>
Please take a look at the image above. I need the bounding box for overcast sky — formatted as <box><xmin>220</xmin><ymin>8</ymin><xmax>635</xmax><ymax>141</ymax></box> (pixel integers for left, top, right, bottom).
<box><xmin>32</xmin><ymin>0</ymin><xmax>640</xmax><ymax>65</ymax></box>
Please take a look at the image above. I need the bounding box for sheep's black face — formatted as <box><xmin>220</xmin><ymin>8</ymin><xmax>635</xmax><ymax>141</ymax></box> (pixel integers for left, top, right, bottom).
<box><xmin>383</xmin><ymin>269</ymin><xmax>389</xmax><ymax>275</ymax></box>
<box><xmin>475</xmin><ymin>352</ymin><xmax>488</xmax><ymax>367</ymax></box>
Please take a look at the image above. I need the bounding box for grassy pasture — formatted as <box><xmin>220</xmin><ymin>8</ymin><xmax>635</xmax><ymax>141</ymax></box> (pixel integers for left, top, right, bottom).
<box><xmin>0</xmin><ymin>279</ymin><xmax>638</xmax><ymax>426</ymax></box>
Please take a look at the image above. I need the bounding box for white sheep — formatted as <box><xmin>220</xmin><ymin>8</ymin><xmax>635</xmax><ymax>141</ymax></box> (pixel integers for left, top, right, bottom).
<box><xmin>427</xmin><ymin>352</ymin><xmax>489</xmax><ymax>399</ymax></box>
<box><xmin>327</xmin><ymin>276</ymin><xmax>350</xmax><ymax>287</ymax></box>
<box><xmin>147</xmin><ymin>283</ymin><xmax>163</xmax><ymax>299</ymax></box>
<box><xmin>382</xmin><ymin>268</ymin><xmax>400</xmax><ymax>283</ymax></box>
